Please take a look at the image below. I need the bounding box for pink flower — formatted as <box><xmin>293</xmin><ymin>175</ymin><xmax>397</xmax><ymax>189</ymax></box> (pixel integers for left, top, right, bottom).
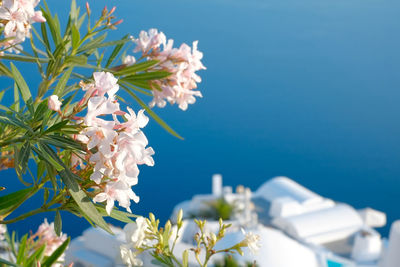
<box><xmin>132</xmin><ymin>30</ymin><xmax>206</xmax><ymax>110</ymax></box>
<box><xmin>0</xmin><ymin>0</ymin><xmax>46</xmax><ymax>50</ymax></box>
<box><xmin>34</xmin><ymin>219</ymin><xmax>67</xmax><ymax>257</ymax></box>
<box><xmin>48</xmin><ymin>95</ymin><xmax>62</xmax><ymax>111</ymax></box>
<box><xmin>133</xmin><ymin>29</ymin><xmax>166</xmax><ymax>53</ymax></box>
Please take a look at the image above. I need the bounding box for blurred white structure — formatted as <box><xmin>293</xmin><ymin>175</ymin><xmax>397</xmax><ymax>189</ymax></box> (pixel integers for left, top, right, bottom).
<box><xmin>65</xmin><ymin>175</ymin><xmax>399</xmax><ymax>267</ymax></box>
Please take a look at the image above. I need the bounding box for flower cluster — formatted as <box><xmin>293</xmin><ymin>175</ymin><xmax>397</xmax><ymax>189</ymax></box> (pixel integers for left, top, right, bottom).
<box><xmin>240</xmin><ymin>228</ymin><xmax>261</xmax><ymax>255</ymax></box>
<box><xmin>132</xmin><ymin>28</ymin><xmax>206</xmax><ymax>111</ymax></box>
<box><xmin>0</xmin><ymin>0</ymin><xmax>46</xmax><ymax>51</ymax></box>
<box><xmin>120</xmin><ymin>216</ymin><xmax>148</xmax><ymax>266</ymax></box>
<box><xmin>31</xmin><ymin>219</ymin><xmax>67</xmax><ymax>266</ymax></box>
<box><xmin>76</xmin><ymin>72</ymin><xmax>155</xmax><ymax>215</ymax></box>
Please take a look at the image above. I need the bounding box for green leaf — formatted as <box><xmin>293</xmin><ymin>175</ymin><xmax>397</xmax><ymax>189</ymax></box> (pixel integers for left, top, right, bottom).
<box><xmin>77</xmin><ymin>33</ymin><xmax>107</xmax><ymax>54</ymax></box>
<box><xmin>59</xmin><ymin>170</ymin><xmax>112</xmax><ymax>234</ymax></box>
<box><xmin>41</xmin><ymin>135</ymin><xmax>84</xmax><ymax>151</ymax></box>
<box><xmin>43</xmin><ymin>120</ymin><xmax>69</xmax><ymax>134</ymax></box>
<box><xmin>114</xmin><ymin>60</ymin><xmax>159</xmax><ymax>76</ymax></box>
<box><xmin>71</xmin><ymin>23</ymin><xmax>80</xmax><ymax>50</ymax></box>
<box><xmin>121</xmin><ymin>86</ymin><xmax>183</xmax><ymax>139</ymax></box>
<box><xmin>42</xmin><ymin>237</ymin><xmax>70</xmax><ymax>267</ymax></box>
<box><xmin>96</xmin><ymin>204</ymin><xmax>136</xmax><ymax>223</ymax></box>
<box><xmin>41</xmin><ymin>5</ymin><xmax>61</xmax><ymax>45</ymax></box>
<box><xmin>25</xmin><ymin>244</ymin><xmax>46</xmax><ymax>267</ymax></box>
<box><xmin>0</xmin><ymin>62</ymin><xmax>12</xmax><ymax>77</ymax></box>
<box><xmin>105</xmin><ymin>34</ymin><xmax>129</xmax><ymax>68</ymax></box>
<box><xmin>54</xmin><ymin>67</ymin><xmax>73</xmax><ymax>96</ymax></box>
<box><xmin>0</xmin><ymin>188</ymin><xmax>34</xmax><ymax>216</ymax></box>
<box><xmin>13</xmin><ymin>82</ymin><xmax>19</xmax><ymax>112</ymax></box>
<box><xmin>33</xmin><ymin>143</ymin><xmax>64</xmax><ymax>171</ymax></box>
<box><xmin>0</xmin><ymin>111</ymin><xmax>30</xmax><ymax>130</ymax></box>
<box><xmin>0</xmin><ymin>257</ymin><xmax>22</xmax><ymax>267</ymax></box>
<box><xmin>40</xmin><ymin>22</ymin><xmax>51</xmax><ymax>53</ymax></box>
<box><xmin>10</xmin><ymin>63</ymin><xmax>32</xmax><ymax>104</ymax></box>
<box><xmin>54</xmin><ymin>210</ymin><xmax>62</xmax><ymax>236</ymax></box>
<box><xmin>16</xmin><ymin>142</ymin><xmax>30</xmax><ymax>177</ymax></box>
<box><xmin>0</xmin><ymin>54</ymin><xmax>49</xmax><ymax>63</ymax></box>
<box><xmin>16</xmin><ymin>234</ymin><xmax>28</xmax><ymax>264</ymax></box>
<box><xmin>43</xmin><ymin>187</ymin><xmax>49</xmax><ymax>205</ymax></box>
<box><xmin>126</xmin><ymin>71</ymin><xmax>172</xmax><ymax>81</ymax></box>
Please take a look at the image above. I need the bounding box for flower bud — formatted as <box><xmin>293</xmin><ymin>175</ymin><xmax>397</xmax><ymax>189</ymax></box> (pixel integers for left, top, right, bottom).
<box><xmin>48</xmin><ymin>95</ymin><xmax>62</xmax><ymax>112</ymax></box>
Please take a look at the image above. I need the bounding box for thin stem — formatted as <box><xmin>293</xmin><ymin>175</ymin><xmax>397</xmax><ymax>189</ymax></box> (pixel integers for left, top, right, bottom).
<box><xmin>0</xmin><ymin>207</ymin><xmax>58</xmax><ymax>225</ymax></box>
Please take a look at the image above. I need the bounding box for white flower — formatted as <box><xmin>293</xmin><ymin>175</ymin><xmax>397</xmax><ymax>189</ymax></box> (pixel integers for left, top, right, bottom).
<box><xmin>93</xmin><ymin>71</ymin><xmax>119</xmax><ymax>98</ymax></box>
<box><xmin>123</xmin><ymin>55</ymin><xmax>136</xmax><ymax>66</ymax></box>
<box><xmin>123</xmin><ymin>216</ymin><xmax>148</xmax><ymax>248</ymax></box>
<box><xmin>120</xmin><ymin>244</ymin><xmax>143</xmax><ymax>267</ymax></box>
<box><xmin>241</xmin><ymin>228</ymin><xmax>261</xmax><ymax>255</ymax></box>
<box><xmin>0</xmin><ymin>224</ymin><xmax>6</xmax><ymax>240</ymax></box>
<box><xmin>48</xmin><ymin>95</ymin><xmax>62</xmax><ymax>112</ymax></box>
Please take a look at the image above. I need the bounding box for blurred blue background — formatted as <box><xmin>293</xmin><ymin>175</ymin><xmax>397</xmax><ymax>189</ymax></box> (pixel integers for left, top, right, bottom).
<box><xmin>1</xmin><ymin>0</ymin><xmax>400</xmax><ymax>238</ymax></box>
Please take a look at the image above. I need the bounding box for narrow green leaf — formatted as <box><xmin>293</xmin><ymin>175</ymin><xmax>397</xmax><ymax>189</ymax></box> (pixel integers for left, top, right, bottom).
<box><xmin>71</xmin><ymin>23</ymin><xmax>80</xmax><ymax>50</ymax></box>
<box><xmin>0</xmin><ymin>62</ymin><xmax>12</xmax><ymax>77</ymax></box>
<box><xmin>43</xmin><ymin>188</ymin><xmax>49</xmax><ymax>205</ymax></box>
<box><xmin>18</xmin><ymin>142</ymin><xmax>31</xmax><ymax>176</ymax></box>
<box><xmin>53</xmin><ymin>67</ymin><xmax>73</xmax><ymax>96</ymax></box>
<box><xmin>40</xmin><ymin>22</ymin><xmax>51</xmax><ymax>53</ymax></box>
<box><xmin>0</xmin><ymin>257</ymin><xmax>21</xmax><ymax>267</ymax></box>
<box><xmin>42</xmin><ymin>237</ymin><xmax>70</xmax><ymax>267</ymax></box>
<box><xmin>13</xmin><ymin>82</ymin><xmax>19</xmax><ymax>112</ymax></box>
<box><xmin>0</xmin><ymin>54</ymin><xmax>48</xmax><ymax>63</ymax></box>
<box><xmin>16</xmin><ymin>234</ymin><xmax>28</xmax><ymax>264</ymax></box>
<box><xmin>77</xmin><ymin>33</ymin><xmax>107</xmax><ymax>54</ymax></box>
<box><xmin>121</xmin><ymin>86</ymin><xmax>183</xmax><ymax>139</ymax></box>
<box><xmin>0</xmin><ymin>188</ymin><xmax>33</xmax><ymax>215</ymax></box>
<box><xmin>33</xmin><ymin>143</ymin><xmax>64</xmax><ymax>171</ymax></box>
<box><xmin>96</xmin><ymin>204</ymin><xmax>136</xmax><ymax>223</ymax></box>
<box><xmin>126</xmin><ymin>71</ymin><xmax>172</xmax><ymax>81</ymax></box>
<box><xmin>25</xmin><ymin>244</ymin><xmax>46</xmax><ymax>267</ymax></box>
<box><xmin>41</xmin><ymin>6</ymin><xmax>61</xmax><ymax>45</ymax></box>
<box><xmin>10</xmin><ymin>63</ymin><xmax>32</xmax><ymax>104</ymax></box>
<box><xmin>106</xmin><ymin>34</ymin><xmax>129</xmax><ymax>68</ymax></box>
<box><xmin>114</xmin><ymin>60</ymin><xmax>159</xmax><ymax>76</ymax></box>
<box><xmin>59</xmin><ymin>170</ymin><xmax>112</xmax><ymax>234</ymax></box>
<box><xmin>54</xmin><ymin>211</ymin><xmax>62</xmax><ymax>236</ymax></box>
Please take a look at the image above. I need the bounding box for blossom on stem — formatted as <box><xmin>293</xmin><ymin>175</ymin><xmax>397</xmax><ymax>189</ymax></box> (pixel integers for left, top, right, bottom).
<box><xmin>0</xmin><ymin>0</ymin><xmax>46</xmax><ymax>51</ymax></box>
<box><xmin>33</xmin><ymin>219</ymin><xmax>67</xmax><ymax>267</ymax></box>
<box><xmin>48</xmin><ymin>95</ymin><xmax>62</xmax><ymax>112</ymax></box>
<box><xmin>132</xmin><ymin>29</ymin><xmax>206</xmax><ymax>111</ymax></box>
<box><xmin>120</xmin><ymin>244</ymin><xmax>143</xmax><ymax>267</ymax></box>
<box><xmin>78</xmin><ymin>72</ymin><xmax>154</xmax><ymax>215</ymax></box>
<box><xmin>240</xmin><ymin>228</ymin><xmax>261</xmax><ymax>255</ymax></box>
<box><xmin>123</xmin><ymin>216</ymin><xmax>148</xmax><ymax>248</ymax></box>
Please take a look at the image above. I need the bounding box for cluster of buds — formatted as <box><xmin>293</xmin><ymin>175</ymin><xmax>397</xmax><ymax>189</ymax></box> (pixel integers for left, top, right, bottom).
<box><xmin>120</xmin><ymin>210</ymin><xmax>261</xmax><ymax>267</ymax></box>
<box><xmin>85</xmin><ymin>3</ymin><xmax>123</xmax><ymax>31</ymax></box>
<box><xmin>0</xmin><ymin>0</ymin><xmax>46</xmax><ymax>52</ymax></box>
<box><xmin>130</xmin><ymin>29</ymin><xmax>206</xmax><ymax>111</ymax></box>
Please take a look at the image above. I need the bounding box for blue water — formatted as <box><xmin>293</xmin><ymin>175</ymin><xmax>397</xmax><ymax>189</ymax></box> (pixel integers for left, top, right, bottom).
<box><xmin>1</xmin><ymin>0</ymin><xmax>400</xmax><ymax>238</ymax></box>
